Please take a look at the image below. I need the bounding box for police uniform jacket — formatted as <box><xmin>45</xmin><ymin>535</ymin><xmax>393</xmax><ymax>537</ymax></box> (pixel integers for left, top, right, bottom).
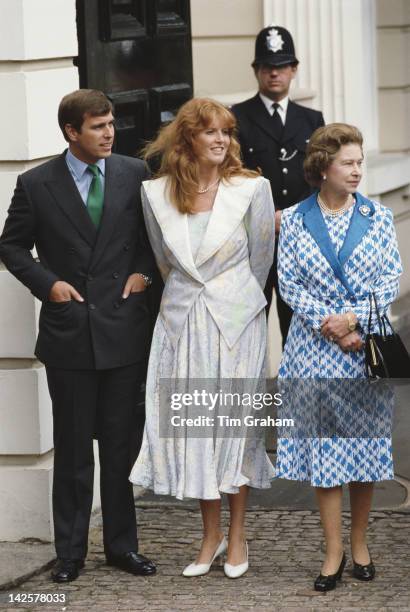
<box><xmin>0</xmin><ymin>153</ymin><xmax>156</xmax><ymax>370</ymax></box>
<box><xmin>232</xmin><ymin>95</ymin><xmax>324</xmax><ymax>210</ymax></box>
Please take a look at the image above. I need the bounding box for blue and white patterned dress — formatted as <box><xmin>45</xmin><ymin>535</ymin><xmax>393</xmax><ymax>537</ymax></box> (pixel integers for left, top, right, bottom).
<box><xmin>275</xmin><ymin>192</ymin><xmax>402</xmax><ymax>487</ymax></box>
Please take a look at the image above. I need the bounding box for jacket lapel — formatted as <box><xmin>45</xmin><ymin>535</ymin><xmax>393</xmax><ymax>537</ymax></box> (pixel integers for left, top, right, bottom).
<box><xmin>143</xmin><ymin>178</ymin><xmax>203</xmax><ymax>283</ymax></box>
<box><xmin>281</xmin><ymin>101</ymin><xmax>304</xmax><ymax>144</ymax></box>
<box><xmin>44</xmin><ymin>154</ymin><xmax>97</xmax><ymax>246</ymax></box>
<box><xmin>245</xmin><ymin>95</ymin><xmax>282</xmax><ymax>142</ymax></box>
<box><xmin>195</xmin><ymin>177</ymin><xmax>258</xmax><ymax>267</ymax></box>
<box><xmin>299</xmin><ymin>193</ymin><xmax>355</xmax><ymax>297</ymax></box>
<box><xmin>338</xmin><ymin>193</ymin><xmax>375</xmax><ymax>266</ymax></box>
<box><xmin>90</xmin><ymin>155</ymin><xmax>128</xmax><ymax>268</ymax></box>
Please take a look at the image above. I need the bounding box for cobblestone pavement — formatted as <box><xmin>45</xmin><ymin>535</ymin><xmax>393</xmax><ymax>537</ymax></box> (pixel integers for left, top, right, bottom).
<box><xmin>2</xmin><ymin>504</ymin><xmax>410</xmax><ymax>612</ymax></box>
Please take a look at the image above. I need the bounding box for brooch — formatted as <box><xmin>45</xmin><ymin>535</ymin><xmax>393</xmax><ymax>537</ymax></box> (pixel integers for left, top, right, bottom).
<box><xmin>359</xmin><ymin>205</ymin><xmax>370</xmax><ymax>216</ymax></box>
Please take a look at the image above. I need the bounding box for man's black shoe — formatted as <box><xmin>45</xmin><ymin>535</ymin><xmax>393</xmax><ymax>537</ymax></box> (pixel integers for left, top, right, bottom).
<box><xmin>106</xmin><ymin>552</ymin><xmax>156</xmax><ymax>576</ymax></box>
<box><xmin>51</xmin><ymin>558</ymin><xmax>85</xmax><ymax>583</ymax></box>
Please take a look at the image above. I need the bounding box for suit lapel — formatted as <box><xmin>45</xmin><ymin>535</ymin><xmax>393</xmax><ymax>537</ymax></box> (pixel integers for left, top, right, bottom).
<box><xmin>44</xmin><ymin>154</ymin><xmax>97</xmax><ymax>246</ymax></box>
<box><xmin>143</xmin><ymin>178</ymin><xmax>202</xmax><ymax>282</ymax></box>
<box><xmin>245</xmin><ymin>95</ymin><xmax>282</xmax><ymax>142</ymax></box>
<box><xmin>90</xmin><ymin>155</ymin><xmax>128</xmax><ymax>267</ymax></box>
<box><xmin>339</xmin><ymin>193</ymin><xmax>375</xmax><ymax>266</ymax></box>
<box><xmin>299</xmin><ymin>193</ymin><xmax>355</xmax><ymax>297</ymax></box>
<box><xmin>195</xmin><ymin>177</ymin><xmax>258</xmax><ymax>267</ymax></box>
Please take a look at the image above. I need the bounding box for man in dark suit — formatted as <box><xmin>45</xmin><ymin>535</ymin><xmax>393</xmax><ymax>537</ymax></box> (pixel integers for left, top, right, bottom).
<box><xmin>0</xmin><ymin>89</ymin><xmax>157</xmax><ymax>583</ymax></box>
<box><xmin>232</xmin><ymin>26</ymin><xmax>324</xmax><ymax>346</ymax></box>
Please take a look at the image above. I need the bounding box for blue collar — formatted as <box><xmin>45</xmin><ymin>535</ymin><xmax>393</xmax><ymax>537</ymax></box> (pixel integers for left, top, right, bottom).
<box><xmin>66</xmin><ymin>149</ymin><xmax>105</xmax><ymax>180</ymax></box>
<box><xmin>297</xmin><ymin>191</ymin><xmax>375</xmax><ymax>298</ymax></box>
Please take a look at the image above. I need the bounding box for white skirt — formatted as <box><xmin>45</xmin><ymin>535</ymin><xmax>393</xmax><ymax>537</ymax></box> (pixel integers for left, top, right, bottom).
<box><xmin>129</xmin><ymin>297</ymin><xmax>275</xmax><ymax>499</ymax></box>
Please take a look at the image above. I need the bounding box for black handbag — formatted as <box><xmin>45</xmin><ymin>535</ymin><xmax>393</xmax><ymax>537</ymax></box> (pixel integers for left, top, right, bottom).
<box><xmin>365</xmin><ymin>292</ymin><xmax>410</xmax><ymax>379</ymax></box>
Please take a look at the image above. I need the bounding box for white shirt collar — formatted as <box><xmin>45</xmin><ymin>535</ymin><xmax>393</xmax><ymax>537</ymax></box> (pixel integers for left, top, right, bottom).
<box><xmin>259</xmin><ymin>93</ymin><xmax>289</xmax><ymax>118</ymax></box>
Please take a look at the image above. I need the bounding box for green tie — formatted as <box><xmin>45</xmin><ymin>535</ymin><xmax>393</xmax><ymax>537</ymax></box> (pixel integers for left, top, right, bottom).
<box><xmin>86</xmin><ymin>164</ymin><xmax>104</xmax><ymax>227</ymax></box>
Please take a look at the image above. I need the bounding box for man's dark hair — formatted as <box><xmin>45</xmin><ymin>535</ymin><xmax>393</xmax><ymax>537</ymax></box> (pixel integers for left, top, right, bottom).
<box><xmin>58</xmin><ymin>89</ymin><xmax>113</xmax><ymax>142</ymax></box>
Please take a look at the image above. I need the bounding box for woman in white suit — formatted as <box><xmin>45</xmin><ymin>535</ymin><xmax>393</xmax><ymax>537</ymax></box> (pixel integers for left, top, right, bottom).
<box><xmin>130</xmin><ymin>98</ymin><xmax>275</xmax><ymax>578</ymax></box>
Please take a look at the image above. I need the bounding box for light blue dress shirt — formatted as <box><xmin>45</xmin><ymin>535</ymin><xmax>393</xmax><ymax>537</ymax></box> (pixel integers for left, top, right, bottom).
<box><xmin>65</xmin><ymin>149</ymin><xmax>105</xmax><ymax>206</ymax></box>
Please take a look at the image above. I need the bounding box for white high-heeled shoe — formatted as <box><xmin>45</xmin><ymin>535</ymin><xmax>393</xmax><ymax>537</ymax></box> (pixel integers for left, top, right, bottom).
<box><xmin>224</xmin><ymin>541</ymin><xmax>249</xmax><ymax>579</ymax></box>
<box><xmin>182</xmin><ymin>536</ymin><xmax>227</xmax><ymax>577</ymax></box>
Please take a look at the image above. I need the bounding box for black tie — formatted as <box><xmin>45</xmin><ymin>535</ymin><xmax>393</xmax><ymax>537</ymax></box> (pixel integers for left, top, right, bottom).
<box><xmin>271</xmin><ymin>102</ymin><xmax>283</xmax><ymax>139</ymax></box>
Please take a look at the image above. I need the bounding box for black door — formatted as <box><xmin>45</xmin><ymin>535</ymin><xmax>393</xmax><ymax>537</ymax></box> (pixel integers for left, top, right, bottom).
<box><xmin>76</xmin><ymin>0</ymin><xmax>193</xmax><ymax>157</ymax></box>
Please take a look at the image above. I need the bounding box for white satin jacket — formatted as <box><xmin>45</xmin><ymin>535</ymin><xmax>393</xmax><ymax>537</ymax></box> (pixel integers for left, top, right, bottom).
<box><xmin>141</xmin><ymin>175</ymin><xmax>275</xmax><ymax>349</ymax></box>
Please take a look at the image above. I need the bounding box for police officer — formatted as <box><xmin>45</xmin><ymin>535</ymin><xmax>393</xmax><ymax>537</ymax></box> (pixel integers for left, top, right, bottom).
<box><xmin>232</xmin><ymin>26</ymin><xmax>324</xmax><ymax>346</ymax></box>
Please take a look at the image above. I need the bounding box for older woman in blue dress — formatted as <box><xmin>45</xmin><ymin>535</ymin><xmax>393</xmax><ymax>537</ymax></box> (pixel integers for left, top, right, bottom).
<box><xmin>276</xmin><ymin>124</ymin><xmax>402</xmax><ymax>591</ymax></box>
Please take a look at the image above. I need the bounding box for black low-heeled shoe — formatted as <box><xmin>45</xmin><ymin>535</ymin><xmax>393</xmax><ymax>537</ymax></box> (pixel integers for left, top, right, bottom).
<box><xmin>51</xmin><ymin>558</ymin><xmax>85</xmax><ymax>583</ymax></box>
<box><xmin>106</xmin><ymin>551</ymin><xmax>156</xmax><ymax>576</ymax></box>
<box><xmin>353</xmin><ymin>558</ymin><xmax>375</xmax><ymax>581</ymax></box>
<box><xmin>314</xmin><ymin>553</ymin><xmax>346</xmax><ymax>592</ymax></box>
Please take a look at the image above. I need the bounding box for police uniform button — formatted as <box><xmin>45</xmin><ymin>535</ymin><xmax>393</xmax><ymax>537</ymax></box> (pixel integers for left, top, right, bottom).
<box><xmin>282</xmin><ymin>189</ymin><xmax>288</xmax><ymax>195</ymax></box>
<box><xmin>89</xmin><ymin>304</ymin><xmax>96</xmax><ymax>310</ymax></box>
<box><xmin>249</xmin><ymin>147</ymin><xmax>254</xmax><ymax>153</ymax></box>
<box><xmin>282</xmin><ymin>168</ymin><xmax>288</xmax><ymax>174</ymax></box>
<box><xmin>123</xmin><ymin>243</ymin><xmax>130</xmax><ymax>251</ymax></box>
<box><xmin>113</xmin><ymin>301</ymin><xmax>120</xmax><ymax>309</ymax></box>
<box><xmin>305</xmin><ymin>139</ymin><xmax>310</xmax><ymax>143</ymax></box>
<box><xmin>112</xmin><ymin>272</ymin><xmax>119</xmax><ymax>279</ymax></box>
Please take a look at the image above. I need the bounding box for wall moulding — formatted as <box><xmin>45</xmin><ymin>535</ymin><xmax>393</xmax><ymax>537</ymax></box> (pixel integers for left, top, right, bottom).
<box><xmin>214</xmin><ymin>87</ymin><xmax>317</xmax><ymax>109</ymax></box>
<box><xmin>0</xmin><ymin>58</ymin><xmax>76</xmax><ymax>73</ymax></box>
<box><xmin>0</xmin><ymin>157</ymin><xmax>56</xmax><ymax>172</ymax></box>
<box><xmin>367</xmin><ymin>153</ymin><xmax>410</xmax><ymax>195</ymax></box>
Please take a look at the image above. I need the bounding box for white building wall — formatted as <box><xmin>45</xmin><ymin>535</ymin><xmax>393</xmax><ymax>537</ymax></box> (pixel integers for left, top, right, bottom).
<box><xmin>264</xmin><ymin>0</ymin><xmax>380</xmax><ymax>185</ymax></box>
<box><xmin>375</xmin><ymin>0</ymin><xmax>410</xmax><ymax>297</ymax></box>
<box><xmin>0</xmin><ymin>0</ymin><xmax>100</xmax><ymax>541</ymax></box>
<box><xmin>191</xmin><ymin>0</ymin><xmax>264</xmax><ymax>97</ymax></box>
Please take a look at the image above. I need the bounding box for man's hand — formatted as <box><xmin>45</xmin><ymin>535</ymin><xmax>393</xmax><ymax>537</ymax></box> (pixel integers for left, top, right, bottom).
<box><xmin>122</xmin><ymin>273</ymin><xmax>146</xmax><ymax>298</ymax></box>
<box><xmin>336</xmin><ymin>331</ymin><xmax>364</xmax><ymax>352</ymax></box>
<box><xmin>321</xmin><ymin>313</ymin><xmax>357</xmax><ymax>340</ymax></box>
<box><xmin>49</xmin><ymin>281</ymin><xmax>84</xmax><ymax>303</ymax></box>
<box><xmin>275</xmin><ymin>210</ymin><xmax>282</xmax><ymax>234</ymax></box>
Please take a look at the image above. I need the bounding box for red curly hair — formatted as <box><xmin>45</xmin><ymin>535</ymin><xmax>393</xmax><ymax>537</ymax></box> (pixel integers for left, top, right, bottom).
<box><xmin>142</xmin><ymin>98</ymin><xmax>258</xmax><ymax>213</ymax></box>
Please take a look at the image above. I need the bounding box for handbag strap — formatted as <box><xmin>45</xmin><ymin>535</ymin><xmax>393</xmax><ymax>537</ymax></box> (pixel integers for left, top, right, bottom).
<box><xmin>367</xmin><ymin>292</ymin><xmax>373</xmax><ymax>332</ymax></box>
<box><xmin>372</xmin><ymin>292</ymin><xmax>384</xmax><ymax>334</ymax></box>
<box><xmin>368</xmin><ymin>292</ymin><xmax>386</xmax><ymax>337</ymax></box>
<box><xmin>382</xmin><ymin>314</ymin><xmax>394</xmax><ymax>335</ymax></box>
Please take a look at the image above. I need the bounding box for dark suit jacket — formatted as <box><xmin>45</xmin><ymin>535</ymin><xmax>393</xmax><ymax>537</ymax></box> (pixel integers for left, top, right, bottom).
<box><xmin>231</xmin><ymin>95</ymin><xmax>324</xmax><ymax>210</ymax></box>
<box><xmin>0</xmin><ymin>152</ymin><xmax>157</xmax><ymax>370</ymax></box>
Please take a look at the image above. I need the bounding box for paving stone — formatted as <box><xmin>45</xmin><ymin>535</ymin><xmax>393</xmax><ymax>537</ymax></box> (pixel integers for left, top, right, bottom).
<box><xmin>2</xmin><ymin>505</ymin><xmax>410</xmax><ymax>611</ymax></box>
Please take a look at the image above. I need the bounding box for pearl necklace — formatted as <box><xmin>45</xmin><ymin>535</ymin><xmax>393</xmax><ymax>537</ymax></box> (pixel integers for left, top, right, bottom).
<box><xmin>196</xmin><ymin>178</ymin><xmax>220</xmax><ymax>194</ymax></box>
<box><xmin>317</xmin><ymin>193</ymin><xmax>353</xmax><ymax>217</ymax></box>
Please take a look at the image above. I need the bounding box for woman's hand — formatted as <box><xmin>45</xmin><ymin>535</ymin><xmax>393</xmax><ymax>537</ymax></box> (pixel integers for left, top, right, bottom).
<box><xmin>336</xmin><ymin>331</ymin><xmax>364</xmax><ymax>352</ymax></box>
<box><xmin>320</xmin><ymin>312</ymin><xmax>357</xmax><ymax>340</ymax></box>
